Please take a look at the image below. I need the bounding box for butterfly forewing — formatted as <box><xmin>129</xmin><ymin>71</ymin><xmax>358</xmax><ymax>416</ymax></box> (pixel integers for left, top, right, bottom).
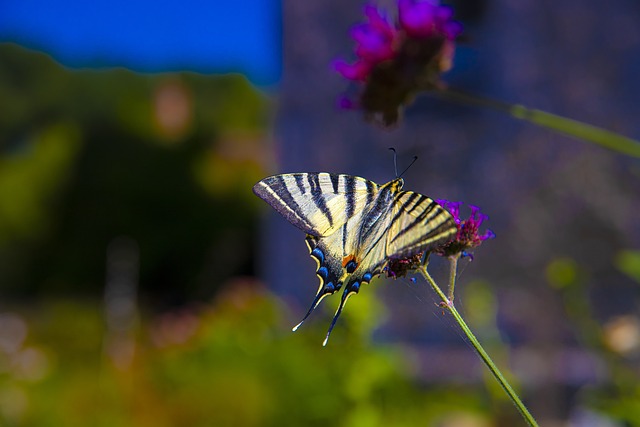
<box><xmin>252</xmin><ymin>173</ymin><xmax>378</xmax><ymax>237</ymax></box>
<box><xmin>386</xmin><ymin>191</ymin><xmax>457</xmax><ymax>258</ymax></box>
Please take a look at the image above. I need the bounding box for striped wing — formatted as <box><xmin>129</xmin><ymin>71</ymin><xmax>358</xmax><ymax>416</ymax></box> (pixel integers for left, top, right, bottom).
<box><xmin>386</xmin><ymin>191</ymin><xmax>457</xmax><ymax>258</ymax></box>
<box><xmin>252</xmin><ymin>173</ymin><xmax>378</xmax><ymax>237</ymax></box>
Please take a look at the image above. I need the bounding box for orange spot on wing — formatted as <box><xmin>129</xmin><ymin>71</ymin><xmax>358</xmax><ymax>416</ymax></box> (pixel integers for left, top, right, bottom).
<box><xmin>342</xmin><ymin>254</ymin><xmax>357</xmax><ymax>268</ymax></box>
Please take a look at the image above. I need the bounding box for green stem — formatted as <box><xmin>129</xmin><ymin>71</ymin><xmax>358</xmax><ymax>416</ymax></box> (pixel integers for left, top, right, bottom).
<box><xmin>431</xmin><ymin>87</ymin><xmax>640</xmax><ymax>159</ymax></box>
<box><xmin>418</xmin><ymin>266</ymin><xmax>539</xmax><ymax>427</ymax></box>
<box><xmin>447</xmin><ymin>255</ymin><xmax>459</xmax><ymax>302</ymax></box>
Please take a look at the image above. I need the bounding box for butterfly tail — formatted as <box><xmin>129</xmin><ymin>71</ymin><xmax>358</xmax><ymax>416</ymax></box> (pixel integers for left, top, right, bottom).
<box><xmin>292</xmin><ymin>282</ymin><xmax>339</xmax><ymax>332</ymax></box>
<box><xmin>322</xmin><ymin>281</ymin><xmax>361</xmax><ymax>346</ymax></box>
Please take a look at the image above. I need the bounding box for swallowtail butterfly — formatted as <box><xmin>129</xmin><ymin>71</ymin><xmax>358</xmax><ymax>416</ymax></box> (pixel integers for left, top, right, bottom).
<box><xmin>253</xmin><ymin>173</ymin><xmax>456</xmax><ymax>345</ymax></box>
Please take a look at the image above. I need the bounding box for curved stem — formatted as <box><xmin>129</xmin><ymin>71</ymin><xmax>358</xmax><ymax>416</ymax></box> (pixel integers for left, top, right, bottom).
<box><xmin>430</xmin><ymin>87</ymin><xmax>640</xmax><ymax>159</ymax></box>
<box><xmin>417</xmin><ymin>266</ymin><xmax>539</xmax><ymax>427</ymax></box>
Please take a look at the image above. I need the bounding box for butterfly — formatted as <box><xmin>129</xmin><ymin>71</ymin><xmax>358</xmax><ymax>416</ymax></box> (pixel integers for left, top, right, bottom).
<box><xmin>253</xmin><ymin>172</ymin><xmax>456</xmax><ymax>345</ymax></box>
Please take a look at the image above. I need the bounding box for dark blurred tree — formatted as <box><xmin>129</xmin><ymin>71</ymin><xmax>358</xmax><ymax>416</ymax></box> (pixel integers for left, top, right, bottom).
<box><xmin>0</xmin><ymin>43</ymin><xmax>270</xmax><ymax>308</ymax></box>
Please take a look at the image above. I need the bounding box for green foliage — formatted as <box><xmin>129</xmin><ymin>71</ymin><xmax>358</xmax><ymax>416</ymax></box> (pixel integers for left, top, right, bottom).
<box><xmin>0</xmin><ymin>288</ymin><xmax>489</xmax><ymax>426</ymax></box>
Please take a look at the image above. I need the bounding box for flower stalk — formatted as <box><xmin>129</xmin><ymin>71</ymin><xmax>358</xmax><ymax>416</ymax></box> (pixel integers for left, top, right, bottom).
<box><xmin>418</xmin><ymin>265</ymin><xmax>539</xmax><ymax>427</ymax></box>
<box><xmin>431</xmin><ymin>86</ymin><xmax>640</xmax><ymax>159</ymax></box>
<box><xmin>447</xmin><ymin>254</ymin><xmax>458</xmax><ymax>303</ymax></box>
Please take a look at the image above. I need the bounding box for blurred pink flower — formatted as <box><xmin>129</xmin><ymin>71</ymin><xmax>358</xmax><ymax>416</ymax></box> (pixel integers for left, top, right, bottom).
<box><xmin>334</xmin><ymin>1</ymin><xmax>462</xmax><ymax>125</ymax></box>
<box><xmin>335</xmin><ymin>6</ymin><xmax>399</xmax><ymax>82</ymax></box>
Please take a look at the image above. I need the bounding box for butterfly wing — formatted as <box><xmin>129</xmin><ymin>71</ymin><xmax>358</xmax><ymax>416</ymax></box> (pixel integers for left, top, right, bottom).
<box><xmin>252</xmin><ymin>173</ymin><xmax>379</xmax><ymax>237</ymax></box>
<box><xmin>385</xmin><ymin>191</ymin><xmax>457</xmax><ymax>258</ymax></box>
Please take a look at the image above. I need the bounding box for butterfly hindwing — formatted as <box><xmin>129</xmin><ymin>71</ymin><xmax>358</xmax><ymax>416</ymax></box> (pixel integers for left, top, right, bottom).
<box><xmin>291</xmin><ymin>234</ymin><xmax>344</xmax><ymax>331</ymax></box>
<box><xmin>304</xmin><ymin>230</ymin><xmax>383</xmax><ymax>346</ymax></box>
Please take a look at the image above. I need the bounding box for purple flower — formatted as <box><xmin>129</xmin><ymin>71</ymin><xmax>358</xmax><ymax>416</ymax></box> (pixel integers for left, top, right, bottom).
<box><xmin>334</xmin><ymin>1</ymin><xmax>462</xmax><ymax>126</ymax></box>
<box><xmin>335</xmin><ymin>5</ymin><xmax>399</xmax><ymax>82</ymax></box>
<box><xmin>434</xmin><ymin>200</ymin><xmax>495</xmax><ymax>258</ymax></box>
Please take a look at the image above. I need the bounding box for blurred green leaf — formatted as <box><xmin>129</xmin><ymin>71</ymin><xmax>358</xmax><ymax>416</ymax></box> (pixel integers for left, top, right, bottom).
<box><xmin>0</xmin><ymin>121</ymin><xmax>81</xmax><ymax>242</ymax></box>
<box><xmin>545</xmin><ymin>258</ymin><xmax>578</xmax><ymax>288</ymax></box>
<box><xmin>463</xmin><ymin>280</ymin><xmax>496</xmax><ymax>328</ymax></box>
<box><xmin>614</xmin><ymin>250</ymin><xmax>640</xmax><ymax>283</ymax></box>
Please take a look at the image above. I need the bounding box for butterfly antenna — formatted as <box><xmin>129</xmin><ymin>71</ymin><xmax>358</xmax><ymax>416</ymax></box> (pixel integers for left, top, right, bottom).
<box><xmin>388</xmin><ymin>147</ymin><xmax>398</xmax><ymax>177</ymax></box>
<box><xmin>292</xmin><ymin>284</ymin><xmax>337</xmax><ymax>332</ymax></box>
<box><xmin>322</xmin><ymin>281</ymin><xmax>360</xmax><ymax>346</ymax></box>
<box><xmin>398</xmin><ymin>156</ymin><xmax>418</xmax><ymax>178</ymax></box>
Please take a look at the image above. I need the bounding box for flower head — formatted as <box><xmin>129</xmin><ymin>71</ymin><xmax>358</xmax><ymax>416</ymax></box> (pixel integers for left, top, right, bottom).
<box><xmin>385</xmin><ymin>253</ymin><xmax>424</xmax><ymax>278</ymax></box>
<box><xmin>434</xmin><ymin>200</ymin><xmax>495</xmax><ymax>258</ymax></box>
<box><xmin>335</xmin><ymin>1</ymin><xmax>462</xmax><ymax>125</ymax></box>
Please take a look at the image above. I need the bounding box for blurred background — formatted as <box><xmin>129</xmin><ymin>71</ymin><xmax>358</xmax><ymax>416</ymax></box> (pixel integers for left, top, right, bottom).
<box><xmin>0</xmin><ymin>0</ymin><xmax>639</xmax><ymax>426</ymax></box>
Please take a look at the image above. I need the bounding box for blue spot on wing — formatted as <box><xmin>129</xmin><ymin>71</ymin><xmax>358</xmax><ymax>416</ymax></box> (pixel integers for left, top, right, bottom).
<box><xmin>317</xmin><ymin>266</ymin><xmax>329</xmax><ymax>280</ymax></box>
<box><xmin>311</xmin><ymin>248</ymin><xmax>324</xmax><ymax>263</ymax></box>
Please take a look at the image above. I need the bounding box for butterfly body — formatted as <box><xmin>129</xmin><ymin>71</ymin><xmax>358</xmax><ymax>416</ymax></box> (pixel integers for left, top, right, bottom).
<box><xmin>253</xmin><ymin>172</ymin><xmax>455</xmax><ymax>344</ymax></box>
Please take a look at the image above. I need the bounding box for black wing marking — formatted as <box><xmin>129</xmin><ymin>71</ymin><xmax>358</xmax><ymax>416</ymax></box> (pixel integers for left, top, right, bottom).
<box><xmin>253</xmin><ymin>173</ymin><xmax>378</xmax><ymax>237</ymax></box>
<box><xmin>386</xmin><ymin>191</ymin><xmax>457</xmax><ymax>258</ymax></box>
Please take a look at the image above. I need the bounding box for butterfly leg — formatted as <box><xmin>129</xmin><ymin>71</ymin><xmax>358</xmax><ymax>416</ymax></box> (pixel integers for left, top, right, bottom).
<box><xmin>322</xmin><ymin>281</ymin><xmax>361</xmax><ymax>346</ymax></box>
<box><xmin>292</xmin><ymin>282</ymin><xmax>340</xmax><ymax>332</ymax></box>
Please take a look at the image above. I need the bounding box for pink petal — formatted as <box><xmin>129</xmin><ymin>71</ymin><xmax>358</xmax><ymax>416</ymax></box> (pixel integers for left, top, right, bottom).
<box><xmin>398</xmin><ymin>0</ymin><xmax>439</xmax><ymax>37</ymax></box>
<box><xmin>333</xmin><ymin>59</ymin><xmax>372</xmax><ymax>81</ymax></box>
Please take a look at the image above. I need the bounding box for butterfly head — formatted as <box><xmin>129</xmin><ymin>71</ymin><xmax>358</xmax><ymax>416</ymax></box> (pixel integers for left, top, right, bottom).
<box><xmin>389</xmin><ymin>177</ymin><xmax>404</xmax><ymax>192</ymax></box>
